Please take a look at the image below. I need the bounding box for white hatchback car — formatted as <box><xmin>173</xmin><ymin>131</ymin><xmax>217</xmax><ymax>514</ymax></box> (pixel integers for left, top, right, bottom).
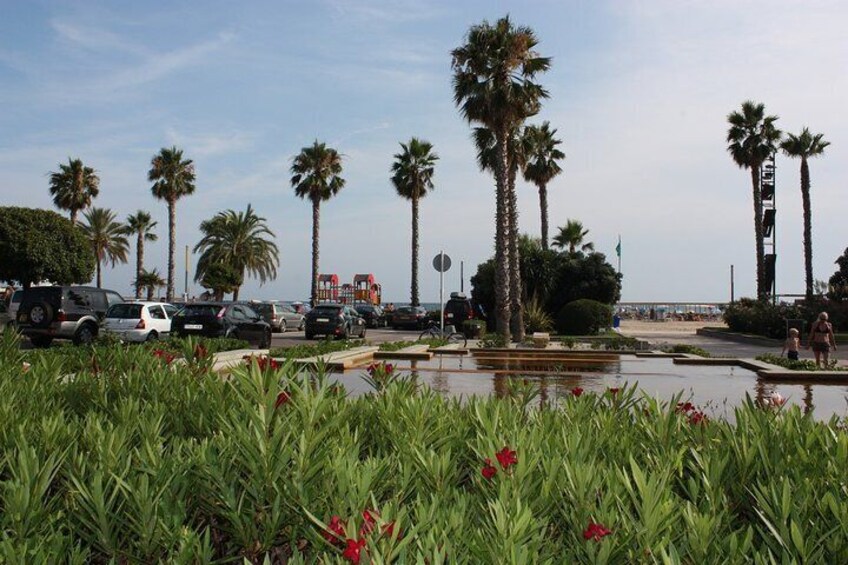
<box><xmin>102</xmin><ymin>301</ymin><xmax>178</xmax><ymax>342</ymax></box>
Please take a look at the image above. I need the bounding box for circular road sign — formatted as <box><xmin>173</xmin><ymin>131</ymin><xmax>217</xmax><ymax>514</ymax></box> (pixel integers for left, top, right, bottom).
<box><xmin>433</xmin><ymin>253</ymin><xmax>452</xmax><ymax>272</ymax></box>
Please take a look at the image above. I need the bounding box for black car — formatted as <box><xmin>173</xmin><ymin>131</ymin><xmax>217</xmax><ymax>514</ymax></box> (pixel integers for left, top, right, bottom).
<box><xmin>354</xmin><ymin>304</ymin><xmax>386</xmax><ymax>328</ymax></box>
<box><xmin>443</xmin><ymin>292</ymin><xmax>475</xmax><ymax>330</ymax></box>
<box><xmin>16</xmin><ymin>285</ymin><xmax>124</xmax><ymax>347</ymax></box>
<box><xmin>392</xmin><ymin>306</ymin><xmax>429</xmax><ymax>329</ymax></box>
<box><xmin>171</xmin><ymin>302</ymin><xmax>272</xmax><ymax>348</ymax></box>
<box><xmin>304</xmin><ymin>304</ymin><xmax>367</xmax><ymax>339</ymax></box>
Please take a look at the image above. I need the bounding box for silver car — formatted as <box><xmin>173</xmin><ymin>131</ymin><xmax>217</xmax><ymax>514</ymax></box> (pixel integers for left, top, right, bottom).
<box><xmin>245</xmin><ymin>301</ymin><xmax>305</xmax><ymax>333</ymax></box>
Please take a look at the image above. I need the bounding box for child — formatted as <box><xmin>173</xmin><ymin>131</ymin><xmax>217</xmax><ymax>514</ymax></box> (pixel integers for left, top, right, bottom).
<box><xmin>782</xmin><ymin>328</ymin><xmax>801</xmax><ymax>361</ymax></box>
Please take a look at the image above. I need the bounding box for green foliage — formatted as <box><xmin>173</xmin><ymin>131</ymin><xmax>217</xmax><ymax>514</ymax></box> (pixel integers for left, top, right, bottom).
<box><xmin>556</xmin><ymin>299</ymin><xmax>613</xmax><ymax>336</ymax></box>
<box><xmin>471</xmin><ymin>241</ymin><xmax>621</xmax><ymax>333</ymax></box>
<box><xmin>723</xmin><ymin>298</ymin><xmax>806</xmax><ymax>339</ymax></box>
<box><xmin>377</xmin><ymin>338</ymin><xmax>449</xmax><ymax>352</ymax></box>
<box><xmin>199</xmin><ymin>263</ymin><xmax>242</xmax><ymax>300</ymax></box>
<box><xmin>829</xmin><ymin>247</ymin><xmax>848</xmax><ymax>302</ymax></box>
<box><xmin>523</xmin><ymin>297</ymin><xmax>553</xmax><ymax>333</ymax></box>
<box><xmin>269</xmin><ymin>338</ymin><xmax>364</xmax><ymax>360</ymax></box>
<box><xmin>462</xmin><ymin>319</ymin><xmax>487</xmax><ymax>338</ymax></box>
<box><xmin>479</xmin><ymin>333</ymin><xmax>509</xmax><ymax>348</ymax></box>
<box><xmin>0</xmin><ymin>207</ymin><xmax>95</xmax><ymax>287</ymax></box>
<box><xmin>669</xmin><ymin>344</ymin><xmax>712</xmax><ymax>358</ymax></box>
<box><xmin>756</xmin><ymin>353</ymin><xmax>845</xmax><ymax>372</ymax></box>
<box><xmin>2</xmin><ymin>333</ymin><xmax>848</xmax><ymax>562</ymax></box>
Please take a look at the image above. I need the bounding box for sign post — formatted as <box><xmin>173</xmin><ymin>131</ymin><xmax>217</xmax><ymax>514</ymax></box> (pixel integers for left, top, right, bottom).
<box><xmin>433</xmin><ymin>252</ymin><xmax>452</xmax><ymax>335</ymax></box>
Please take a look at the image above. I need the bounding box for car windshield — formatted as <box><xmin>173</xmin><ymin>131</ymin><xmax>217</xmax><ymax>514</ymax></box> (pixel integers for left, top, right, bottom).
<box><xmin>355</xmin><ymin>306</ymin><xmax>373</xmax><ymax>313</ymax></box>
<box><xmin>11</xmin><ymin>291</ymin><xmax>22</xmax><ymax>304</ymax></box>
<box><xmin>106</xmin><ymin>304</ymin><xmax>143</xmax><ymax>319</ymax></box>
<box><xmin>397</xmin><ymin>307</ymin><xmax>415</xmax><ymax>314</ymax></box>
<box><xmin>250</xmin><ymin>303</ymin><xmax>272</xmax><ymax>315</ymax></box>
<box><xmin>176</xmin><ymin>305</ymin><xmax>222</xmax><ymax>317</ymax></box>
<box><xmin>313</xmin><ymin>306</ymin><xmax>342</xmax><ymax>315</ymax></box>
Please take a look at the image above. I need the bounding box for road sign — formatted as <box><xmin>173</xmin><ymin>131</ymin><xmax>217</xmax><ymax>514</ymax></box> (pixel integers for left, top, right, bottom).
<box><xmin>433</xmin><ymin>253</ymin><xmax>452</xmax><ymax>272</ymax></box>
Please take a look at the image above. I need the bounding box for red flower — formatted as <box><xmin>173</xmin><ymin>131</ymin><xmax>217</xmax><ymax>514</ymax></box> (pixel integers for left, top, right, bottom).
<box><xmin>153</xmin><ymin>349</ymin><xmax>176</xmax><ymax>365</ymax></box>
<box><xmin>689</xmin><ymin>411</ymin><xmax>708</xmax><ymax>425</ymax></box>
<box><xmin>382</xmin><ymin>521</ymin><xmax>401</xmax><ymax>539</ymax></box>
<box><xmin>322</xmin><ymin>515</ymin><xmax>346</xmax><ymax>544</ymax></box>
<box><xmin>342</xmin><ymin>538</ymin><xmax>367</xmax><ymax>564</ymax></box>
<box><xmin>193</xmin><ymin>344</ymin><xmax>208</xmax><ymax>359</ymax></box>
<box><xmin>275</xmin><ymin>390</ymin><xmax>291</xmax><ymax>409</ymax></box>
<box><xmin>481</xmin><ymin>458</ymin><xmax>497</xmax><ymax>479</ymax></box>
<box><xmin>608</xmin><ymin>387</ymin><xmax>620</xmax><ymax>396</ymax></box>
<box><xmin>495</xmin><ymin>447</ymin><xmax>518</xmax><ymax>470</ymax></box>
<box><xmin>583</xmin><ymin>521</ymin><xmax>612</xmax><ymax>541</ymax></box>
<box><xmin>571</xmin><ymin>387</ymin><xmax>584</xmax><ymax>397</ymax></box>
<box><xmin>676</xmin><ymin>401</ymin><xmax>695</xmax><ymax>413</ymax></box>
<box><xmin>359</xmin><ymin>509</ymin><xmax>378</xmax><ymax>536</ymax></box>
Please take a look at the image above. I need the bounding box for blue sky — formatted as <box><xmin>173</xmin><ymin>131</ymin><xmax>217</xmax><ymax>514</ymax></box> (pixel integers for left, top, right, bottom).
<box><xmin>1</xmin><ymin>0</ymin><xmax>846</xmax><ymax>303</ymax></box>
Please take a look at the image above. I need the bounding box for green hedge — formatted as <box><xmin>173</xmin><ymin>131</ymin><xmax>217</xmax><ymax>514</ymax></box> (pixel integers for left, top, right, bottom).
<box><xmin>2</xmin><ymin>332</ymin><xmax>848</xmax><ymax>562</ymax></box>
<box><xmin>556</xmin><ymin>299</ymin><xmax>613</xmax><ymax>336</ymax></box>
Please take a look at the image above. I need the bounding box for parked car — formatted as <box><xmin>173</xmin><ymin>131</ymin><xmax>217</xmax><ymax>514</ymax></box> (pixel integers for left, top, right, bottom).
<box><xmin>354</xmin><ymin>304</ymin><xmax>386</xmax><ymax>328</ymax></box>
<box><xmin>102</xmin><ymin>301</ymin><xmax>178</xmax><ymax>342</ymax></box>
<box><xmin>304</xmin><ymin>304</ymin><xmax>366</xmax><ymax>339</ymax></box>
<box><xmin>3</xmin><ymin>289</ymin><xmax>22</xmax><ymax>331</ymax></box>
<box><xmin>0</xmin><ymin>302</ymin><xmax>9</xmax><ymax>333</ymax></box>
<box><xmin>171</xmin><ymin>302</ymin><xmax>272</xmax><ymax>348</ymax></box>
<box><xmin>392</xmin><ymin>306</ymin><xmax>429</xmax><ymax>330</ymax></box>
<box><xmin>247</xmin><ymin>301</ymin><xmax>305</xmax><ymax>333</ymax></box>
<box><xmin>16</xmin><ymin>285</ymin><xmax>124</xmax><ymax>347</ymax></box>
<box><xmin>289</xmin><ymin>301</ymin><xmax>312</xmax><ymax>315</ymax></box>
<box><xmin>443</xmin><ymin>292</ymin><xmax>475</xmax><ymax>330</ymax></box>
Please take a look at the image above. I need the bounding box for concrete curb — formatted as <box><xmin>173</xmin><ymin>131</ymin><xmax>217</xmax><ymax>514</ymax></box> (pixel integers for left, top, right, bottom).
<box><xmin>696</xmin><ymin>327</ymin><xmax>780</xmax><ymax>347</ymax></box>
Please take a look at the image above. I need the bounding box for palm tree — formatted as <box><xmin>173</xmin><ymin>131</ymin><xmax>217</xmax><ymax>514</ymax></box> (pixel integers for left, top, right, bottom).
<box><xmin>135</xmin><ymin>269</ymin><xmax>166</xmax><ymax>301</ymax></box>
<box><xmin>391</xmin><ymin>138</ymin><xmax>439</xmax><ymax>307</ymax></box>
<box><xmin>123</xmin><ymin>210</ymin><xmax>158</xmax><ymax>299</ymax></box>
<box><xmin>473</xmin><ymin>125</ymin><xmax>527</xmax><ymax>340</ymax></box>
<box><xmin>522</xmin><ymin>122</ymin><xmax>565</xmax><ymax>250</ymax></box>
<box><xmin>79</xmin><ymin>207</ymin><xmax>129</xmax><ymax>288</ymax></box>
<box><xmin>290</xmin><ymin>141</ymin><xmax>345</xmax><ymax>306</ymax></box>
<box><xmin>148</xmin><ymin>146</ymin><xmax>196</xmax><ymax>302</ymax></box>
<box><xmin>452</xmin><ymin>16</ymin><xmax>550</xmax><ymax>340</ymax></box>
<box><xmin>48</xmin><ymin>158</ymin><xmax>100</xmax><ymax>224</ymax></box>
<box><xmin>727</xmin><ymin>101</ymin><xmax>781</xmax><ymax>301</ymax></box>
<box><xmin>193</xmin><ymin>204</ymin><xmax>279</xmax><ymax>301</ymax></box>
<box><xmin>552</xmin><ymin>220</ymin><xmax>594</xmax><ymax>254</ymax></box>
<box><xmin>781</xmin><ymin>128</ymin><xmax>830</xmax><ymax>301</ymax></box>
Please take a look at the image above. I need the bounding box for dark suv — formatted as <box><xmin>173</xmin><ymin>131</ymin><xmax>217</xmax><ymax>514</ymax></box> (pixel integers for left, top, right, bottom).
<box><xmin>16</xmin><ymin>285</ymin><xmax>124</xmax><ymax>347</ymax></box>
<box><xmin>171</xmin><ymin>302</ymin><xmax>272</xmax><ymax>348</ymax></box>
<box><xmin>443</xmin><ymin>292</ymin><xmax>475</xmax><ymax>330</ymax></box>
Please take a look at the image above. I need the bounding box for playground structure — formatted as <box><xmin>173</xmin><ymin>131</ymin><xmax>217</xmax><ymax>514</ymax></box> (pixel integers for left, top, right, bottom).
<box><xmin>317</xmin><ymin>274</ymin><xmax>382</xmax><ymax>306</ymax></box>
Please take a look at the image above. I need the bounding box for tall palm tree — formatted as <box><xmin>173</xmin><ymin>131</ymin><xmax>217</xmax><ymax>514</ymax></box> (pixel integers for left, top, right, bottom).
<box><xmin>123</xmin><ymin>210</ymin><xmax>158</xmax><ymax>299</ymax></box>
<box><xmin>727</xmin><ymin>101</ymin><xmax>781</xmax><ymax>301</ymax></box>
<box><xmin>290</xmin><ymin>141</ymin><xmax>345</xmax><ymax>307</ymax></box>
<box><xmin>522</xmin><ymin>122</ymin><xmax>565</xmax><ymax>250</ymax></box>
<box><xmin>391</xmin><ymin>138</ymin><xmax>439</xmax><ymax>307</ymax></box>
<box><xmin>552</xmin><ymin>220</ymin><xmax>594</xmax><ymax>254</ymax></box>
<box><xmin>473</xmin><ymin>125</ymin><xmax>527</xmax><ymax>340</ymax></box>
<box><xmin>780</xmin><ymin>128</ymin><xmax>830</xmax><ymax>301</ymax></box>
<box><xmin>48</xmin><ymin>158</ymin><xmax>100</xmax><ymax>224</ymax></box>
<box><xmin>452</xmin><ymin>16</ymin><xmax>550</xmax><ymax>340</ymax></box>
<box><xmin>79</xmin><ymin>207</ymin><xmax>129</xmax><ymax>288</ymax></box>
<box><xmin>135</xmin><ymin>269</ymin><xmax>166</xmax><ymax>301</ymax></box>
<box><xmin>193</xmin><ymin>204</ymin><xmax>279</xmax><ymax>301</ymax></box>
<box><xmin>148</xmin><ymin>146</ymin><xmax>196</xmax><ymax>302</ymax></box>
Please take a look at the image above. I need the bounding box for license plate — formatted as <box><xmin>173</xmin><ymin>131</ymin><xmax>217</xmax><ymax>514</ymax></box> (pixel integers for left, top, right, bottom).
<box><xmin>184</xmin><ymin>324</ymin><xmax>203</xmax><ymax>330</ymax></box>
<box><xmin>316</xmin><ymin>318</ymin><xmax>329</xmax><ymax>323</ymax></box>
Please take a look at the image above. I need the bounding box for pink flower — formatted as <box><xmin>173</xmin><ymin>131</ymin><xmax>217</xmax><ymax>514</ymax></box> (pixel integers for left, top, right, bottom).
<box><xmin>583</xmin><ymin>521</ymin><xmax>612</xmax><ymax>541</ymax></box>
<box><xmin>481</xmin><ymin>458</ymin><xmax>497</xmax><ymax>480</ymax></box>
<box><xmin>676</xmin><ymin>402</ymin><xmax>695</xmax><ymax>413</ymax></box>
<box><xmin>275</xmin><ymin>390</ymin><xmax>291</xmax><ymax>409</ymax></box>
<box><xmin>571</xmin><ymin>387</ymin><xmax>584</xmax><ymax>397</ymax></box>
<box><xmin>689</xmin><ymin>411</ymin><xmax>708</xmax><ymax>425</ymax></box>
<box><xmin>342</xmin><ymin>538</ymin><xmax>367</xmax><ymax>564</ymax></box>
<box><xmin>495</xmin><ymin>447</ymin><xmax>518</xmax><ymax>470</ymax></box>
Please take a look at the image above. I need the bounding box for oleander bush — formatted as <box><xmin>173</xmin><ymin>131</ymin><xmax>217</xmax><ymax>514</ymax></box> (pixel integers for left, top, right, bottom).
<box><xmin>1</xmin><ymin>332</ymin><xmax>847</xmax><ymax>562</ymax></box>
<box><xmin>270</xmin><ymin>338</ymin><xmax>365</xmax><ymax>360</ymax></box>
<box><xmin>556</xmin><ymin>299</ymin><xmax>613</xmax><ymax>336</ymax></box>
<box><xmin>756</xmin><ymin>353</ymin><xmax>845</xmax><ymax>372</ymax></box>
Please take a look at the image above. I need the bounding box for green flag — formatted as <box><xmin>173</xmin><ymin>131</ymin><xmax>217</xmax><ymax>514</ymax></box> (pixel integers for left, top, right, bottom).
<box><xmin>615</xmin><ymin>237</ymin><xmax>621</xmax><ymax>257</ymax></box>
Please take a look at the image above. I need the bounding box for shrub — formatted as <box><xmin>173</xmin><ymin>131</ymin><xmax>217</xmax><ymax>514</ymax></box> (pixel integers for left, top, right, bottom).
<box><xmin>269</xmin><ymin>338</ymin><xmax>364</xmax><ymax>360</ymax></box>
<box><xmin>556</xmin><ymin>299</ymin><xmax>613</xmax><ymax>336</ymax></box>
<box><xmin>479</xmin><ymin>333</ymin><xmax>508</xmax><ymax>348</ymax></box>
<box><xmin>523</xmin><ymin>297</ymin><xmax>553</xmax><ymax>334</ymax></box>
<box><xmin>462</xmin><ymin>319</ymin><xmax>486</xmax><ymax>338</ymax></box>
<box><xmin>669</xmin><ymin>344</ymin><xmax>711</xmax><ymax>358</ymax></box>
<box><xmin>723</xmin><ymin>298</ymin><xmax>805</xmax><ymax>339</ymax></box>
<box><xmin>756</xmin><ymin>353</ymin><xmax>844</xmax><ymax>372</ymax></box>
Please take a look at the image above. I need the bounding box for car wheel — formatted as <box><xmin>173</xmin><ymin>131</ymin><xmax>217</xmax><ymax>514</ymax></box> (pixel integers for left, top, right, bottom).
<box><xmin>146</xmin><ymin>331</ymin><xmax>159</xmax><ymax>342</ymax></box>
<box><xmin>298</xmin><ymin>321</ymin><xmax>305</xmax><ymax>331</ymax></box>
<box><xmin>73</xmin><ymin>324</ymin><xmax>97</xmax><ymax>346</ymax></box>
<box><xmin>30</xmin><ymin>336</ymin><xmax>53</xmax><ymax>348</ymax></box>
<box><xmin>361</xmin><ymin>326</ymin><xmax>367</xmax><ymax>338</ymax></box>
<box><xmin>279</xmin><ymin>320</ymin><xmax>287</xmax><ymax>333</ymax></box>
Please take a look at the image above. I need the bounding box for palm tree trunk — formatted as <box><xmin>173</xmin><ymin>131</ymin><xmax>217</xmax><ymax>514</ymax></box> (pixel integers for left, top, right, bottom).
<box><xmin>751</xmin><ymin>167</ymin><xmax>766</xmax><ymax>301</ymax></box>
<box><xmin>146</xmin><ymin>286</ymin><xmax>154</xmax><ymax>301</ymax></box>
<box><xmin>136</xmin><ymin>233</ymin><xmax>144</xmax><ymax>299</ymax></box>
<box><xmin>539</xmin><ymin>184</ymin><xmax>549</xmax><ymax>251</ymax></box>
<box><xmin>311</xmin><ymin>200</ymin><xmax>320</xmax><ymax>307</ymax></box>
<box><xmin>96</xmin><ymin>259</ymin><xmax>102</xmax><ymax>288</ymax></box>
<box><xmin>167</xmin><ymin>199</ymin><xmax>176</xmax><ymax>302</ymax></box>
<box><xmin>70</xmin><ymin>210</ymin><xmax>77</xmax><ymax>225</ymax></box>
<box><xmin>411</xmin><ymin>190</ymin><xmax>420</xmax><ymax>307</ymax></box>
<box><xmin>493</xmin><ymin>130</ymin><xmax>512</xmax><ymax>341</ymax></box>
<box><xmin>233</xmin><ymin>286</ymin><xmax>240</xmax><ymax>301</ymax></box>
<box><xmin>800</xmin><ymin>157</ymin><xmax>813</xmax><ymax>301</ymax></box>
<box><xmin>508</xmin><ymin>165</ymin><xmax>524</xmax><ymax>342</ymax></box>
